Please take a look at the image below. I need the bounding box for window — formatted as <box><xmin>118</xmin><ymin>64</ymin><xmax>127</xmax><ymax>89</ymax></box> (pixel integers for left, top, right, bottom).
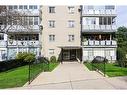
<box><xmin>68</xmin><ymin>35</ymin><xmax>74</xmax><ymax>42</ymax></box>
<box><xmin>14</xmin><ymin>5</ymin><xmax>17</xmax><ymax>9</ymax></box>
<box><xmin>33</xmin><ymin>5</ymin><xmax>37</xmax><ymax>9</ymax></box>
<box><xmin>68</xmin><ymin>6</ymin><xmax>74</xmax><ymax>14</ymax></box>
<box><xmin>24</xmin><ymin>5</ymin><xmax>27</xmax><ymax>9</ymax></box>
<box><xmin>105</xmin><ymin>6</ymin><xmax>115</xmax><ymax>10</ymax></box>
<box><xmin>19</xmin><ymin>5</ymin><xmax>23</xmax><ymax>9</ymax></box>
<box><xmin>107</xmin><ymin>17</ymin><xmax>111</xmax><ymax>25</ymax></box>
<box><xmin>24</xmin><ymin>16</ymin><xmax>28</xmax><ymax>25</ymax></box>
<box><xmin>87</xmin><ymin>6</ymin><xmax>94</xmax><ymax>10</ymax></box>
<box><xmin>48</xmin><ymin>20</ymin><xmax>55</xmax><ymax>28</ymax></box>
<box><xmin>68</xmin><ymin>20</ymin><xmax>75</xmax><ymax>28</ymax></box>
<box><xmin>49</xmin><ymin>35</ymin><xmax>55</xmax><ymax>42</ymax></box>
<box><xmin>9</xmin><ymin>6</ymin><xmax>13</xmax><ymax>10</ymax></box>
<box><xmin>86</xmin><ymin>17</ymin><xmax>96</xmax><ymax>25</ymax></box>
<box><xmin>0</xmin><ymin>34</ymin><xmax>4</xmax><ymax>40</ymax></box>
<box><xmin>34</xmin><ymin>17</ymin><xmax>38</xmax><ymax>25</ymax></box>
<box><xmin>112</xmin><ymin>17</ymin><xmax>116</xmax><ymax>25</ymax></box>
<box><xmin>29</xmin><ymin>17</ymin><xmax>33</xmax><ymax>25</ymax></box>
<box><xmin>49</xmin><ymin>49</ymin><xmax>55</xmax><ymax>55</ymax></box>
<box><xmin>29</xmin><ymin>5</ymin><xmax>33</xmax><ymax>9</ymax></box>
<box><xmin>49</xmin><ymin>7</ymin><xmax>55</xmax><ymax>13</ymax></box>
<box><xmin>13</xmin><ymin>17</ymin><xmax>17</xmax><ymax>25</ymax></box>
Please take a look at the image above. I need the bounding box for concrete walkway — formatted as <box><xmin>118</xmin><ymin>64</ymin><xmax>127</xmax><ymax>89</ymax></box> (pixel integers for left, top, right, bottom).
<box><xmin>12</xmin><ymin>62</ymin><xmax>127</xmax><ymax>89</ymax></box>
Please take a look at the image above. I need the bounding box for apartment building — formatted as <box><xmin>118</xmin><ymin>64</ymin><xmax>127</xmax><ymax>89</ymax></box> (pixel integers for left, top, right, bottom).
<box><xmin>0</xmin><ymin>5</ymin><xmax>117</xmax><ymax>62</ymax></box>
<box><xmin>42</xmin><ymin>6</ymin><xmax>82</xmax><ymax>61</ymax></box>
<box><xmin>42</xmin><ymin>5</ymin><xmax>117</xmax><ymax>62</ymax></box>
<box><xmin>81</xmin><ymin>6</ymin><xmax>117</xmax><ymax>62</ymax></box>
<box><xmin>0</xmin><ymin>5</ymin><xmax>42</xmax><ymax>61</ymax></box>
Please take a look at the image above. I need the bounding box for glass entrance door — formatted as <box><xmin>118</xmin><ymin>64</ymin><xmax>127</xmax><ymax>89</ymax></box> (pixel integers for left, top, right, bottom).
<box><xmin>70</xmin><ymin>49</ymin><xmax>76</xmax><ymax>60</ymax></box>
<box><xmin>62</xmin><ymin>49</ymin><xmax>76</xmax><ymax>61</ymax></box>
<box><xmin>63</xmin><ymin>50</ymin><xmax>70</xmax><ymax>61</ymax></box>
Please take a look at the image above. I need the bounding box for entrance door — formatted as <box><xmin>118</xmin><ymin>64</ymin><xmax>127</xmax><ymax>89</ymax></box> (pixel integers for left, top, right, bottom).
<box><xmin>63</xmin><ymin>50</ymin><xmax>70</xmax><ymax>61</ymax></box>
<box><xmin>62</xmin><ymin>49</ymin><xmax>76</xmax><ymax>61</ymax></box>
<box><xmin>70</xmin><ymin>49</ymin><xmax>76</xmax><ymax>61</ymax></box>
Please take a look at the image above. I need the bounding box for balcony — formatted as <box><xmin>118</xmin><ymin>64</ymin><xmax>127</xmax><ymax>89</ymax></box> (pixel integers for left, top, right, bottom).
<box><xmin>82</xmin><ymin>40</ymin><xmax>117</xmax><ymax>47</ymax></box>
<box><xmin>7</xmin><ymin>25</ymin><xmax>40</xmax><ymax>33</ymax></box>
<box><xmin>82</xmin><ymin>10</ymin><xmax>116</xmax><ymax>17</ymax></box>
<box><xmin>82</xmin><ymin>25</ymin><xmax>117</xmax><ymax>32</ymax></box>
<box><xmin>0</xmin><ymin>41</ymin><xmax>7</xmax><ymax>47</ymax></box>
<box><xmin>7</xmin><ymin>40</ymin><xmax>41</xmax><ymax>47</ymax></box>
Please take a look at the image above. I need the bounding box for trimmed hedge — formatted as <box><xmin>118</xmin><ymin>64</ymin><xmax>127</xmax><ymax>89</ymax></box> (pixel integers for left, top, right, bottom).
<box><xmin>50</xmin><ymin>56</ymin><xmax>57</xmax><ymax>63</ymax></box>
<box><xmin>0</xmin><ymin>59</ymin><xmax>27</xmax><ymax>72</ymax></box>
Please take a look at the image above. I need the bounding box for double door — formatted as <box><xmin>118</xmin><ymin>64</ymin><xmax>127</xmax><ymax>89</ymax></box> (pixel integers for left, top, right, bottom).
<box><xmin>62</xmin><ymin>49</ymin><xmax>76</xmax><ymax>61</ymax></box>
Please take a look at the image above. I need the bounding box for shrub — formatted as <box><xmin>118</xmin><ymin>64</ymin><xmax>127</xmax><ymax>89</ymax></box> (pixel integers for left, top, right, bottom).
<box><xmin>38</xmin><ymin>57</ymin><xmax>49</xmax><ymax>63</ymax></box>
<box><xmin>16</xmin><ymin>52</ymin><xmax>36</xmax><ymax>64</ymax></box>
<box><xmin>16</xmin><ymin>52</ymin><xmax>28</xmax><ymax>60</ymax></box>
<box><xmin>50</xmin><ymin>56</ymin><xmax>57</xmax><ymax>63</ymax></box>
<box><xmin>92</xmin><ymin>56</ymin><xmax>108</xmax><ymax>64</ymax></box>
<box><xmin>24</xmin><ymin>53</ymin><xmax>35</xmax><ymax>63</ymax></box>
<box><xmin>0</xmin><ymin>59</ymin><xmax>25</xmax><ymax>72</ymax></box>
<box><xmin>117</xmin><ymin>48</ymin><xmax>127</xmax><ymax>67</ymax></box>
<box><xmin>83</xmin><ymin>60</ymin><xmax>89</xmax><ymax>64</ymax></box>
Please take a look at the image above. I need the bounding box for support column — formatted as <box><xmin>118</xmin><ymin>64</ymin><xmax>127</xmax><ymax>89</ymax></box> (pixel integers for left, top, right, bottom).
<box><xmin>61</xmin><ymin>48</ymin><xmax>63</xmax><ymax>64</ymax></box>
<box><xmin>110</xmin><ymin>34</ymin><xmax>112</xmax><ymax>40</ymax></box>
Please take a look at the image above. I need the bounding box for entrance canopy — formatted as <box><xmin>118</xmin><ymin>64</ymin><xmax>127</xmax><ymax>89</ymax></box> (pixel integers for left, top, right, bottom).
<box><xmin>58</xmin><ymin>46</ymin><xmax>81</xmax><ymax>49</ymax></box>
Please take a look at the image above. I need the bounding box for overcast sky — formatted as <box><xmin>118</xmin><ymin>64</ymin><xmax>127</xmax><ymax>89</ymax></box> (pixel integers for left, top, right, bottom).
<box><xmin>116</xmin><ymin>6</ymin><xmax>127</xmax><ymax>27</ymax></box>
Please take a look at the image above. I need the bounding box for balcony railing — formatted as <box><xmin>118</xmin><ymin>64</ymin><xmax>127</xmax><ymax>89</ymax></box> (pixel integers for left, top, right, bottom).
<box><xmin>82</xmin><ymin>10</ymin><xmax>116</xmax><ymax>16</ymax></box>
<box><xmin>7</xmin><ymin>25</ymin><xmax>40</xmax><ymax>33</ymax></box>
<box><xmin>82</xmin><ymin>40</ymin><xmax>117</xmax><ymax>46</ymax></box>
<box><xmin>0</xmin><ymin>41</ymin><xmax>7</xmax><ymax>47</ymax></box>
<box><xmin>8</xmin><ymin>40</ymin><xmax>40</xmax><ymax>47</ymax></box>
<box><xmin>82</xmin><ymin>25</ymin><xmax>117</xmax><ymax>32</ymax></box>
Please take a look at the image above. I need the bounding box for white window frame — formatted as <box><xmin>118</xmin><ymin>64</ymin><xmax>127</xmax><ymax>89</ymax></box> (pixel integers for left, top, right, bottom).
<box><xmin>0</xmin><ymin>34</ymin><xmax>4</xmax><ymax>40</ymax></box>
<box><xmin>49</xmin><ymin>49</ymin><xmax>55</xmax><ymax>55</ymax></box>
<box><xmin>48</xmin><ymin>20</ymin><xmax>55</xmax><ymax>28</ymax></box>
<box><xmin>29</xmin><ymin>17</ymin><xmax>33</xmax><ymax>25</ymax></box>
<box><xmin>49</xmin><ymin>6</ymin><xmax>55</xmax><ymax>13</ymax></box>
<box><xmin>68</xmin><ymin>20</ymin><xmax>75</xmax><ymax>28</ymax></box>
<box><xmin>19</xmin><ymin>5</ymin><xmax>23</xmax><ymax>9</ymax></box>
<box><xmin>34</xmin><ymin>17</ymin><xmax>38</xmax><ymax>25</ymax></box>
<box><xmin>24</xmin><ymin>5</ymin><xmax>28</xmax><ymax>9</ymax></box>
<box><xmin>68</xmin><ymin>6</ymin><xmax>75</xmax><ymax>14</ymax></box>
<box><xmin>49</xmin><ymin>35</ymin><xmax>55</xmax><ymax>42</ymax></box>
<box><xmin>68</xmin><ymin>35</ymin><xmax>75</xmax><ymax>42</ymax></box>
<box><xmin>14</xmin><ymin>5</ymin><xmax>18</xmax><ymax>9</ymax></box>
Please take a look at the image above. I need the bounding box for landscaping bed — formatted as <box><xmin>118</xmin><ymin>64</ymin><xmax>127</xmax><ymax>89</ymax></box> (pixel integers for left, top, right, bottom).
<box><xmin>84</xmin><ymin>63</ymin><xmax>127</xmax><ymax>77</ymax></box>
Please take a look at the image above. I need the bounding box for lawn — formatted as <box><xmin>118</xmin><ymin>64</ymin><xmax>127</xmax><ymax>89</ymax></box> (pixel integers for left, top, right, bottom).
<box><xmin>0</xmin><ymin>62</ymin><xmax>59</xmax><ymax>89</ymax></box>
<box><xmin>84</xmin><ymin>63</ymin><xmax>127</xmax><ymax>77</ymax></box>
<box><xmin>0</xmin><ymin>65</ymin><xmax>28</xmax><ymax>89</ymax></box>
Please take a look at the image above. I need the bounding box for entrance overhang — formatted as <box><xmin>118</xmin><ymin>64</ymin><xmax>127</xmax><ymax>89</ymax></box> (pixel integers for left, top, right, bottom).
<box><xmin>57</xmin><ymin>46</ymin><xmax>82</xmax><ymax>62</ymax></box>
<box><xmin>58</xmin><ymin>46</ymin><xmax>81</xmax><ymax>49</ymax></box>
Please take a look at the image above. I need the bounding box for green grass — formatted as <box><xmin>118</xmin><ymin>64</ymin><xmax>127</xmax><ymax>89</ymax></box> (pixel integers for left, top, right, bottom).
<box><xmin>84</xmin><ymin>63</ymin><xmax>127</xmax><ymax>77</ymax></box>
<box><xmin>0</xmin><ymin>62</ymin><xmax>59</xmax><ymax>89</ymax></box>
<box><xmin>105</xmin><ymin>64</ymin><xmax>127</xmax><ymax>77</ymax></box>
<box><xmin>0</xmin><ymin>65</ymin><xmax>29</xmax><ymax>89</ymax></box>
<box><xmin>49</xmin><ymin>62</ymin><xmax>59</xmax><ymax>71</ymax></box>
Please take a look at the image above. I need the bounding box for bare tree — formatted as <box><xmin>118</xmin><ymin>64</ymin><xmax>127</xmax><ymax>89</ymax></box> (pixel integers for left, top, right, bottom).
<box><xmin>0</xmin><ymin>6</ymin><xmax>34</xmax><ymax>34</ymax></box>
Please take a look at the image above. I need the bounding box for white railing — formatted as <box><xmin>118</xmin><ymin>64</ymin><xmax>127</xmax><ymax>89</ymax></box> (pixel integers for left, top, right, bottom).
<box><xmin>82</xmin><ymin>10</ymin><xmax>116</xmax><ymax>15</ymax></box>
<box><xmin>8</xmin><ymin>25</ymin><xmax>40</xmax><ymax>32</ymax></box>
<box><xmin>82</xmin><ymin>40</ymin><xmax>117</xmax><ymax>46</ymax></box>
<box><xmin>0</xmin><ymin>41</ymin><xmax>7</xmax><ymax>47</ymax></box>
<box><xmin>82</xmin><ymin>25</ymin><xmax>117</xmax><ymax>31</ymax></box>
<box><xmin>8</xmin><ymin>40</ymin><xmax>40</xmax><ymax>47</ymax></box>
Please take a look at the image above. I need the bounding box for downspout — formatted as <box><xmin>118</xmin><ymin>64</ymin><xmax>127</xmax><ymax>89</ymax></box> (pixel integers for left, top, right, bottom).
<box><xmin>80</xmin><ymin>5</ymin><xmax>83</xmax><ymax>62</ymax></box>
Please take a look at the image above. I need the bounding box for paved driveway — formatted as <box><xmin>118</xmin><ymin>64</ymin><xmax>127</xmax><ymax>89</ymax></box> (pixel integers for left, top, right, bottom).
<box><xmin>12</xmin><ymin>62</ymin><xmax>127</xmax><ymax>89</ymax></box>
